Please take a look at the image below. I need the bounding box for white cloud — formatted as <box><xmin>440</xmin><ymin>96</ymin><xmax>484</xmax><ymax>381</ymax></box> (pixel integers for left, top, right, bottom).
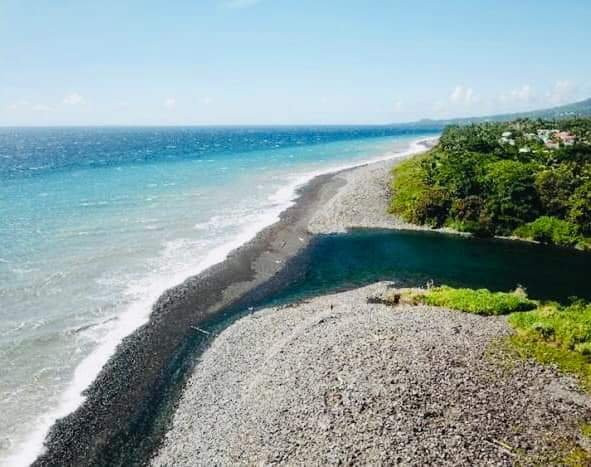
<box><xmin>201</xmin><ymin>96</ymin><xmax>213</xmax><ymax>105</ymax></box>
<box><xmin>63</xmin><ymin>93</ymin><xmax>85</xmax><ymax>105</ymax></box>
<box><xmin>449</xmin><ymin>85</ymin><xmax>477</xmax><ymax>105</ymax></box>
<box><xmin>224</xmin><ymin>0</ymin><xmax>262</xmax><ymax>8</ymax></box>
<box><xmin>497</xmin><ymin>84</ymin><xmax>536</xmax><ymax>107</ymax></box>
<box><xmin>164</xmin><ymin>97</ymin><xmax>176</xmax><ymax>109</ymax></box>
<box><xmin>546</xmin><ymin>80</ymin><xmax>576</xmax><ymax>105</ymax></box>
<box><xmin>393</xmin><ymin>100</ymin><xmax>403</xmax><ymax>112</ymax></box>
<box><xmin>511</xmin><ymin>84</ymin><xmax>535</xmax><ymax>102</ymax></box>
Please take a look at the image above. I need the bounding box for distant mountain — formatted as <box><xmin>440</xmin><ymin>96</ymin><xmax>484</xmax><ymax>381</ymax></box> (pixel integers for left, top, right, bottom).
<box><xmin>401</xmin><ymin>98</ymin><xmax>591</xmax><ymax>129</ymax></box>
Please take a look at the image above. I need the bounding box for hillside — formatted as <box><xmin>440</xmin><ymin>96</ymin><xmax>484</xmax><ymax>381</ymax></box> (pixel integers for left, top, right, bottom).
<box><xmin>403</xmin><ymin>98</ymin><xmax>591</xmax><ymax>129</ymax></box>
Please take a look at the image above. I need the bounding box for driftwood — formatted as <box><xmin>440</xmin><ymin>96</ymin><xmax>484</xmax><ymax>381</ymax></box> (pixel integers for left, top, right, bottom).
<box><xmin>190</xmin><ymin>326</ymin><xmax>212</xmax><ymax>336</ymax></box>
<box><xmin>484</xmin><ymin>439</ymin><xmax>516</xmax><ymax>458</ymax></box>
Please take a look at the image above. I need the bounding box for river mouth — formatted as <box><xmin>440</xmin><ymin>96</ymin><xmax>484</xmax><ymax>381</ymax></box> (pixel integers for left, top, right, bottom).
<box><xmin>143</xmin><ymin>227</ymin><xmax>591</xmax><ymax>464</ymax></box>
<box><xmin>32</xmin><ymin>227</ymin><xmax>591</xmax><ymax>466</ymax></box>
<box><xmin>268</xmin><ymin>228</ymin><xmax>591</xmax><ymax>306</ymax></box>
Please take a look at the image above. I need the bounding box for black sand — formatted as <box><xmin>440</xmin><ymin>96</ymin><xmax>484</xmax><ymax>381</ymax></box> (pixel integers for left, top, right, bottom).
<box><xmin>32</xmin><ymin>171</ymin><xmax>344</xmax><ymax>466</ymax></box>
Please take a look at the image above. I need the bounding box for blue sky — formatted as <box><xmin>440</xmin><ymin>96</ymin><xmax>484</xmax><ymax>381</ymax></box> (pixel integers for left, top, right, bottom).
<box><xmin>1</xmin><ymin>0</ymin><xmax>590</xmax><ymax>125</ymax></box>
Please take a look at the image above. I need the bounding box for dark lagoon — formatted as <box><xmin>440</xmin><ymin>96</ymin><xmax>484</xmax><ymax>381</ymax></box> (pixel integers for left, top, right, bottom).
<box><xmin>272</xmin><ymin>228</ymin><xmax>591</xmax><ymax>305</ymax></box>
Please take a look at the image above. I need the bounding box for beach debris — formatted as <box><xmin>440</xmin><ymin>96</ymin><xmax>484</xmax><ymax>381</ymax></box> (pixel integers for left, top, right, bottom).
<box><xmin>485</xmin><ymin>439</ymin><xmax>516</xmax><ymax>457</ymax></box>
<box><xmin>367</xmin><ymin>291</ymin><xmax>402</xmax><ymax>306</ymax></box>
<box><xmin>190</xmin><ymin>326</ymin><xmax>212</xmax><ymax>336</ymax></box>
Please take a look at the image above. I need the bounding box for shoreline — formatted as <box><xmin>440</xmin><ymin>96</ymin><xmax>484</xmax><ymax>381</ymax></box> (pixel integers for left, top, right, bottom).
<box><xmin>27</xmin><ymin>136</ymin><xmax>436</xmax><ymax>466</ymax></box>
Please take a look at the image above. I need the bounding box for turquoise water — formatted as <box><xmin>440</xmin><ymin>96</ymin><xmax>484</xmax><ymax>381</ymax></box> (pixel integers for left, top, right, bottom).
<box><xmin>0</xmin><ymin>126</ymin><xmax>436</xmax><ymax>465</ymax></box>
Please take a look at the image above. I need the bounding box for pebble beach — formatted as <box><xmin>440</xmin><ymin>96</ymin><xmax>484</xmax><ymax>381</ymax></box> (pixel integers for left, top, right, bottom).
<box><xmin>151</xmin><ymin>145</ymin><xmax>591</xmax><ymax>465</ymax></box>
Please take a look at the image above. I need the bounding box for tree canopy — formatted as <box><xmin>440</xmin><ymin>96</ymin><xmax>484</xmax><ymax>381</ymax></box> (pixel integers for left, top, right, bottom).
<box><xmin>390</xmin><ymin>118</ymin><xmax>591</xmax><ymax>248</ymax></box>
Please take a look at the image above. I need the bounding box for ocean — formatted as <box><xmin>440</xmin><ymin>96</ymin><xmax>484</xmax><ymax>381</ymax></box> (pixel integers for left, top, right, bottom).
<box><xmin>0</xmin><ymin>126</ymin><xmax>438</xmax><ymax>465</ymax></box>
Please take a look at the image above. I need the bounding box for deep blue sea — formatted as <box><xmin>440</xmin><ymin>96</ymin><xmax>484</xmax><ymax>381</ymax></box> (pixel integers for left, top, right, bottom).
<box><xmin>0</xmin><ymin>126</ymin><xmax>437</xmax><ymax>465</ymax></box>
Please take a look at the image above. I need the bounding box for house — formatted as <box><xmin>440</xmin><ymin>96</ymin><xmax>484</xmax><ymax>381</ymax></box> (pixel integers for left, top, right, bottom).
<box><xmin>557</xmin><ymin>131</ymin><xmax>576</xmax><ymax>146</ymax></box>
<box><xmin>536</xmin><ymin>129</ymin><xmax>575</xmax><ymax>149</ymax></box>
<box><xmin>545</xmin><ymin>141</ymin><xmax>560</xmax><ymax>150</ymax></box>
<box><xmin>499</xmin><ymin>131</ymin><xmax>515</xmax><ymax>146</ymax></box>
<box><xmin>537</xmin><ymin>129</ymin><xmax>558</xmax><ymax>144</ymax></box>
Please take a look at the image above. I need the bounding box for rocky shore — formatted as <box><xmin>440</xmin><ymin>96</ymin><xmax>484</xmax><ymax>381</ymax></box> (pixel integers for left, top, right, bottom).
<box><xmin>152</xmin><ymin>283</ymin><xmax>591</xmax><ymax>465</ymax></box>
<box><xmin>31</xmin><ymin>139</ymin><xmax>434</xmax><ymax>466</ymax></box>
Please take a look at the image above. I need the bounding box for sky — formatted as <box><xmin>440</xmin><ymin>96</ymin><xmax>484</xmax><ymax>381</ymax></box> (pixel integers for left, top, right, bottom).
<box><xmin>1</xmin><ymin>0</ymin><xmax>590</xmax><ymax>126</ymax></box>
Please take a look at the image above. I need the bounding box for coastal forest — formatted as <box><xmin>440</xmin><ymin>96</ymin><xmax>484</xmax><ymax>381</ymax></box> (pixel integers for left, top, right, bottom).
<box><xmin>390</xmin><ymin>118</ymin><xmax>591</xmax><ymax>248</ymax></box>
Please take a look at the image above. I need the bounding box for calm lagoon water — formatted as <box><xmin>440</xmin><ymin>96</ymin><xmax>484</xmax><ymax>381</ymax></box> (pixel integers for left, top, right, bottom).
<box><xmin>273</xmin><ymin>229</ymin><xmax>591</xmax><ymax>304</ymax></box>
<box><xmin>0</xmin><ymin>126</ymin><xmax>436</xmax><ymax>465</ymax></box>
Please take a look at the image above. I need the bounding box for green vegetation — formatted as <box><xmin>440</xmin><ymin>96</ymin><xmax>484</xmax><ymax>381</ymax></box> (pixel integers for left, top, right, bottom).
<box><xmin>514</xmin><ymin>216</ymin><xmax>582</xmax><ymax>248</ymax></box>
<box><xmin>402</xmin><ymin>284</ymin><xmax>591</xmax><ymax>390</ymax></box>
<box><xmin>399</xmin><ymin>284</ymin><xmax>591</xmax><ymax>463</ymax></box>
<box><xmin>508</xmin><ymin>301</ymin><xmax>591</xmax><ymax>390</ymax></box>
<box><xmin>390</xmin><ymin>118</ymin><xmax>591</xmax><ymax>248</ymax></box>
<box><xmin>563</xmin><ymin>446</ymin><xmax>591</xmax><ymax>466</ymax></box>
<box><xmin>402</xmin><ymin>286</ymin><xmax>536</xmax><ymax>316</ymax></box>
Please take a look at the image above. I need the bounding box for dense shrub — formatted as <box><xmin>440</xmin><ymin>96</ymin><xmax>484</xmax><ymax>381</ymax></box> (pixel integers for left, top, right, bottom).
<box><xmin>423</xmin><ymin>150</ymin><xmax>487</xmax><ymax>198</ymax></box>
<box><xmin>483</xmin><ymin>160</ymin><xmax>540</xmax><ymax>234</ymax></box>
<box><xmin>569</xmin><ymin>181</ymin><xmax>591</xmax><ymax>235</ymax></box>
<box><xmin>448</xmin><ymin>196</ymin><xmax>494</xmax><ymax>236</ymax></box>
<box><xmin>412</xmin><ymin>187</ymin><xmax>451</xmax><ymax>227</ymax></box>
<box><xmin>439</xmin><ymin>124</ymin><xmax>502</xmax><ymax>154</ymax></box>
<box><xmin>450</xmin><ymin>195</ymin><xmax>485</xmax><ymax>222</ymax></box>
<box><xmin>534</xmin><ymin>165</ymin><xmax>578</xmax><ymax>217</ymax></box>
<box><xmin>514</xmin><ymin>216</ymin><xmax>581</xmax><ymax>248</ymax></box>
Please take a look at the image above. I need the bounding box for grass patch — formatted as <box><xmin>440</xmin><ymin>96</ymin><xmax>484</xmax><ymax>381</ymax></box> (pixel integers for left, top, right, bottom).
<box><xmin>399</xmin><ymin>284</ymin><xmax>591</xmax><ymax>463</ymax></box>
<box><xmin>393</xmin><ymin>283</ymin><xmax>591</xmax><ymax>462</ymax></box>
<box><xmin>507</xmin><ymin>300</ymin><xmax>591</xmax><ymax>390</ymax></box>
<box><xmin>508</xmin><ymin>335</ymin><xmax>591</xmax><ymax>391</ymax></box>
<box><xmin>401</xmin><ymin>285</ymin><xmax>591</xmax><ymax>388</ymax></box>
<box><xmin>403</xmin><ymin>286</ymin><xmax>536</xmax><ymax>316</ymax></box>
<box><xmin>398</xmin><ymin>285</ymin><xmax>591</xmax><ymax>389</ymax></box>
<box><xmin>563</xmin><ymin>446</ymin><xmax>591</xmax><ymax>466</ymax></box>
<box><xmin>508</xmin><ymin>302</ymin><xmax>591</xmax><ymax>355</ymax></box>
